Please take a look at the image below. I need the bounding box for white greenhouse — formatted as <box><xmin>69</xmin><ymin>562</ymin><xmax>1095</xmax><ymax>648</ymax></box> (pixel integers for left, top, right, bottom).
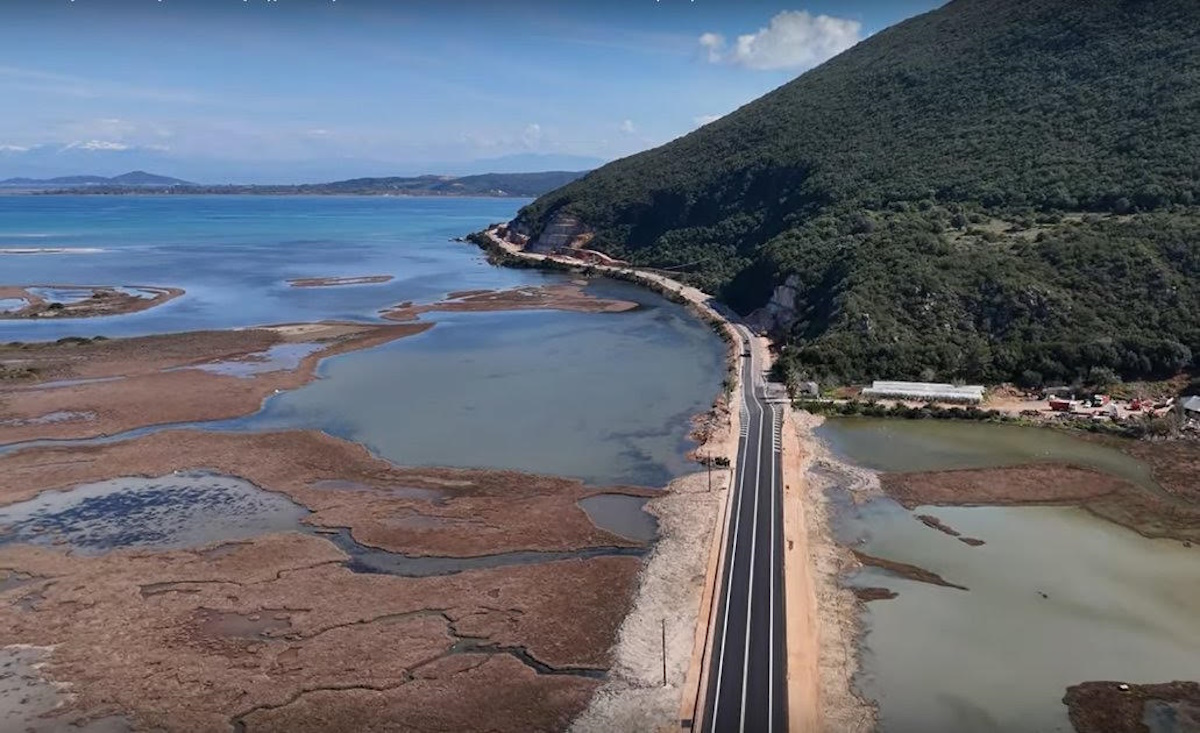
<box><xmin>861</xmin><ymin>380</ymin><xmax>985</xmax><ymax>403</ymax></box>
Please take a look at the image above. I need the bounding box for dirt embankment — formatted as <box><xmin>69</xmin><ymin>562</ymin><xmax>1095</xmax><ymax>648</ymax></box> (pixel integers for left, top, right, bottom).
<box><xmin>790</xmin><ymin>410</ymin><xmax>877</xmax><ymax>732</ymax></box>
<box><xmin>1064</xmin><ymin>681</ymin><xmax>1200</xmax><ymax>733</ymax></box>
<box><xmin>0</xmin><ymin>427</ymin><xmax>653</xmax><ymax>732</ymax></box>
<box><xmin>0</xmin><ymin>285</ymin><xmax>182</xmax><ymax>319</ymax></box>
<box><xmin>0</xmin><ymin>322</ymin><xmax>430</xmax><ymax>443</ymax></box>
<box><xmin>382</xmin><ymin>282</ymin><xmax>638</xmax><ymax>322</ymax></box>
<box><xmin>880</xmin><ymin>448</ymin><xmax>1200</xmax><ymax>544</ymax></box>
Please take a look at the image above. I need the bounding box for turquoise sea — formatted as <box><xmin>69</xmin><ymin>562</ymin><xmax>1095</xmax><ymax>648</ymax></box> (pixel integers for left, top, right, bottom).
<box><xmin>0</xmin><ymin>195</ymin><xmax>725</xmax><ymax>486</ymax></box>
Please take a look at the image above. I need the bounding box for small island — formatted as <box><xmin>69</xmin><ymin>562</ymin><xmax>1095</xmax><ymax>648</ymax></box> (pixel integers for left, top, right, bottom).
<box><xmin>0</xmin><ymin>285</ymin><xmax>184</xmax><ymax>320</ymax></box>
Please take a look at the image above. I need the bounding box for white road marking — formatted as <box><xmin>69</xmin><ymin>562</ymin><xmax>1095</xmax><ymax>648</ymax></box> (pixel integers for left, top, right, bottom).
<box><xmin>739</xmin><ymin>341</ymin><xmax>767</xmax><ymax>733</ymax></box>
<box><xmin>710</xmin><ymin>332</ymin><xmax>754</xmax><ymax>731</ymax></box>
<box><xmin>769</xmin><ymin>403</ymin><xmax>778</xmax><ymax>733</ymax></box>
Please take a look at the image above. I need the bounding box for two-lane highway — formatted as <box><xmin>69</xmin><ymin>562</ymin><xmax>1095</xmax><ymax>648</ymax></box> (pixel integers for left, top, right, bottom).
<box><xmin>701</xmin><ymin>324</ymin><xmax>786</xmax><ymax>732</ymax></box>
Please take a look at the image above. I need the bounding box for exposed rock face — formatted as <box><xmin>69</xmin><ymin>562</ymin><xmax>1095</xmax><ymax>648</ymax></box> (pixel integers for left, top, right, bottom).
<box><xmin>747</xmin><ymin>274</ymin><xmax>801</xmax><ymax>334</ymax></box>
<box><xmin>525</xmin><ymin>211</ymin><xmax>591</xmax><ymax>254</ymax></box>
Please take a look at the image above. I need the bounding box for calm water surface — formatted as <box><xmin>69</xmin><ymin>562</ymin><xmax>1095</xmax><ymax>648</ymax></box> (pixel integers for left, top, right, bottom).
<box><xmin>0</xmin><ymin>196</ymin><xmax>724</xmax><ymax>486</ymax></box>
<box><xmin>817</xmin><ymin>417</ymin><xmax>1159</xmax><ymax>490</ymax></box>
<box><xmin>0</xmin><ymin>195</ymin><xmax>549</xmax><ymax>340</ymax></box>
<box><xmin>817</xmin><ymin>419</ymin><xmax>1199</xmax><ymax>732</ymax></box>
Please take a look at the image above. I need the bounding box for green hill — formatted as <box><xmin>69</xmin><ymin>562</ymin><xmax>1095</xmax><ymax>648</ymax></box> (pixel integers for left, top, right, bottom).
<box><xmin>510</xmin><ymin>0</ymin><xmax>1200</xmax><ymax>388</ymax></box>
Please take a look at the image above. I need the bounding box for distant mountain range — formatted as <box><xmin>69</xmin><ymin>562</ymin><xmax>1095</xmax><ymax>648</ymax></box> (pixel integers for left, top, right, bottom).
<box><xmin>0</xmin><ymin>171</ymin><xmax>192</xmax><ymax>188</ymax></box>
<box><xmin>0</xmin><ymin>170</ymin><xmax>588</xmax><ymax>198</ymax></box>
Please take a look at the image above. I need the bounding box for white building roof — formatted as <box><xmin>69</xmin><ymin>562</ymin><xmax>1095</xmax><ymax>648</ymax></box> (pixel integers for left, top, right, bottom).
<box><xmin>861</xmin><ymin>380</ymin><xmax>985</xmax><ymax>402</ymax></box>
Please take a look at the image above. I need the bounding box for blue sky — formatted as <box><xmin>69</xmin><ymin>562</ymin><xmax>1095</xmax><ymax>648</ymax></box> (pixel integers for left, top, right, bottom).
<box><xmin>0</xmin><ymin>0</ymin><xmax>941</xmax><ymax>183</ymax></box>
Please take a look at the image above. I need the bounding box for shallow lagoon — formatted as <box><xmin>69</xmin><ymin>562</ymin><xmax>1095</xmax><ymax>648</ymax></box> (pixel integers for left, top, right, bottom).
<box><xmin>0</xmin><ymin>195</ymin><xmax>556</xmax><ymax>340</ymax></box>
<box><xmin>818</xmin><ymin>419</ymin><xmax>1200</xmax><ymax>732</ymax></box>
<box><xmin>0</xmin><ymin>197</ymin><xmax>726</xmax><ymax>487</ymax></box>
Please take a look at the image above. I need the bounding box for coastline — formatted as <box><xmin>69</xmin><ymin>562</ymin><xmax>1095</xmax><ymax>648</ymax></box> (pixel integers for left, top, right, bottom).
<box><xmin>0</xmin><ymin>265</ymin><xmax>750</xmax><ymax>731</ymax></box>
<box><xmin>474</xmin><ymin>227</ymin><xmax>857</xmax><ymax>732</ymax></box>
<box><xmin>785</xmin><ymin>409</ymin><xmax>878</xmax><ymax>731</ymax></box>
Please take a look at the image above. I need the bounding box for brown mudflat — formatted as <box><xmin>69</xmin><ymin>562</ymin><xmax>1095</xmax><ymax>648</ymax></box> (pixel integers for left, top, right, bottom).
<box><xmin>287</xmin><ymin>275</ymin><xmax>394</xmax><ymax>287</ymax></box>
<box><xmin>853</xmin><ymin>586</ymin><xmax>898</xmax><ymax>603</ymax></box>
<box><xmin>0</xmin><ymin>427</ymin><xmax>652</xmax><ymax>731</ymax></box>
<box><xmin>851</xmin><ymin>550</ymin><xmax>968</xmax><ymax>591</ymax></box>
<box><xmin>0</xmin><ymin>322</ymin><xmax>430</xmax><ymax>443</ymax></box>
<box><xmin>1063</xmin><ymin>680</ymin><xmax>1200</xmax><ymax>733</ymax></box>
<box><xmin>880</xmin><ymin>449</ymin><xmax>1200</xmax><ymax>543</ymax></box>
<box><xmin>382</xmin><ymin>282</ymin><xmax>638</xmax><ymax>322</ymax></box>
<box><xmin>0</xmin><ymin>429</ymin><xmax>652</xmax><ymax>557</ymax></box>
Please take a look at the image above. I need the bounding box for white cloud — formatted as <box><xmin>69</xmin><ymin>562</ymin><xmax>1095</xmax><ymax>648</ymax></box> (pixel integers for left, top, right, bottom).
<box><xmin>619</xmin><ymin>119</ymin><xmax>636</xmax><ymax>135</ymax></box>
<box><xmin>521</xmin><ymin>123</ymin><xmax>543</xmax><ymax>150</ymax></box>
<box><xmin>0</xmin><ymin>144</ymin><xmax>29</xmax><ymax>152</ymax></box>
<box><xmin>699</xmin><ymin>32</ymin><xmax>725</xmax><ymax>63</ymax></box>
<box><xmin>693</xmin><ymin>114</ymin><xmax>723</xmax><ymax>127</ymax></box>
<box><xmin>700</xmin><ymin>11</ymin><xmax>862</xmax><ymax>71</ymax></box>
<box><xmin>60</xmin><ymin>140</ymin><xmax>131</xmax><ymax>152</ymax></box>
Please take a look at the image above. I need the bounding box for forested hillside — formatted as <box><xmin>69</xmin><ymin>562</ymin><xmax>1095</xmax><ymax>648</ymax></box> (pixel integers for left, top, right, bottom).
<box><xmin>511</xmin><ymin>0</ymin><xmax>1200</xmax><ymax>386</ymax></box>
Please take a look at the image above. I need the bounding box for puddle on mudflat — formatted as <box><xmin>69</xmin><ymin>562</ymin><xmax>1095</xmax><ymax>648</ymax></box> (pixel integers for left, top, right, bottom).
<box><xmin>0</xmin><ymin>471</ymin><xmax>309</xmax><ymax>554</ymax></box>
<box><xmin>195</xmin><ymin>609</ymin><xmax>293</xmax><ymax>639</ymax></box>
<box><xmin>310</xmin><ymin>479</ymin><xmax>449</xmax><ymax>505</ymax></box>
<box><xmin>0</xmin><ymin>570</ymin><xmax>39</xmax><ymax>593</ymax></box>
<box><xmin>27</xmin><ymin>287</ymin><xmax>93</xmax><ymax>305</ymax></box>
<box><xmin>20</xmin><ymin>376</ymin><xmax>124</xmax><ymax>391</ymax></box>
<box><xmin>178</xmin><ymin>342</ymin><xmax>323</xmax><ymax>378</ymax></box>
<box><xmin>0</xmin><ymin>646</ymin><xmax>132</xmax><ymax>733</ymax></box>
<box><xmin>0</xmin><ymin>411</ymin><xmax>94</xmax><ymax>427</ymax></box>
<box><xmin>578</xmin><ymin>494</ymin><xmax>657</xmax><ymax>543</ymax></box>
<box><xmin>0</xmin><ymin>298</ymin><xmax>26</xmax><ymax>313</ymax></box>
<box><xmin>0</xmin><ymin>471</ymin><xmax>645</xmax><ymax>577</ymax></box>
<box><xmin>322</xmin><ymin>529</ymin><xmax>644</xmax><ymax>578</ymax></box>
<box><xmin>1143</xmin><ymin>699</ymin><xmax>1200</xmax><ymax>733</ymax></box>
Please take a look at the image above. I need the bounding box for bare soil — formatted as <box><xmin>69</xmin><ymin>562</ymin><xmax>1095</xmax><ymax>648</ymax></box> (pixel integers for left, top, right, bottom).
<box><xmin>0</xmin><ymin>285</ymin><xmax>182</xmax><ymax>319</ymax></box>
<box><xmin>1063</xmin><ymin>681</ymin><xmax>1200</xmax><ymax>733</ymax></box>
<box><xmin>382</xmin><ymin>283</ymin><xmax>637</xmax><ymax>322</ymax></box>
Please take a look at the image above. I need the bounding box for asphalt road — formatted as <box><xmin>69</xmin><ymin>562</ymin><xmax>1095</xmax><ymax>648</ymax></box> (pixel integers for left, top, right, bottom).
<box><xmin>701</xmin><ymin>324</ymin><xmax>786</xmax><ymax>732</ymax></box>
